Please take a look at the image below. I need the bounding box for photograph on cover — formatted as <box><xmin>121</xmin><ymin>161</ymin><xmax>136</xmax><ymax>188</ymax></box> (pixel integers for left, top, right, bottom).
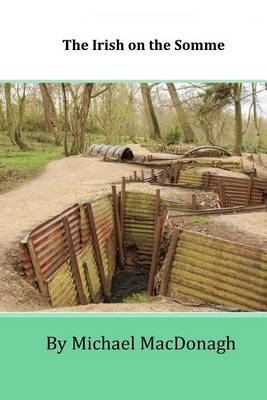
<box><xmin>0</xmin><ymin>82</ymin><xmax>266</xmax><ymax>312</ymax></box>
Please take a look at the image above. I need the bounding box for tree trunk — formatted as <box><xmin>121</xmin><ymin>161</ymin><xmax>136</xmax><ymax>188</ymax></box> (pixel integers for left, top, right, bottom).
<box><xmin>4</xmin><ymin>83</ymin><xmax>29</xmax><ymax>149</ymax></box>
<box><xmin>77</xmin><ymin>83</ymin><xmax>93</xmax><ymax>152</ymax></box>
<box><xmin>140</xmin><ymin>83</ymin><xmax>161</xmax><ymax>139</ymax></box>
<box><xmin>232</xmin><ymin>83</ymin><xmax>243</xmax><ymax>156</ymax></box>
<box><xmin>252</xmin><ymin>83</ymin><xmax>264</xmax><ymax>166</ymax></box>
<box><xmin>0</xmin><ymin>98</ymin><xmax>6</xmax><ymax>130</ymax></box>
<box><xmin>61</xmin><ymin>83</ymin><xmax>69</xmax><ymax>156</ymax></box>
<box><xmin>166</xmin><ymin>82</ymin><xmax>196</xmax><ymax>143</ymax></box>
<box><xmin>4</xmin><ymin>83</ymin><xmax>16</xmax><ymax>145</ymax></box>
<box><xmin>39</xmin><ymin>83</ymin><xmax>61</xmax><ymax>146</ymax></box>
<box><xmin>69</xmin><ymin>83</ymin><xmax>94</xmax><ymax>154</ymax></box>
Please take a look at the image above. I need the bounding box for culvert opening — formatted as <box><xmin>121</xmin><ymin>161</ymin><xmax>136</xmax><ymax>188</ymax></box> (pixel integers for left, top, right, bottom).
<box><xmin>86</xmin><ymin>144</ymin><xmax>134</xmax><ymax>161</ymax></box>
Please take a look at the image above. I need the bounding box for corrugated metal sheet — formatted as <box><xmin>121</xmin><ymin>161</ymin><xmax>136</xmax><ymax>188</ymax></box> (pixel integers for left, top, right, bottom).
<box><xmin>160</xmin><ymin>229</ymin><xmax>267</xmax><ymax>311</ymax></box>
<box><xmin>144</xmin><ymin>143</ymin><xmax>193</xmax><ymax>155</ymax></box>
<box><xmin>46</xmin><ymin>260</ymin><xmax>78</xmax><ymax>307</ymax></box>
<box><xmin>90</xmin><ymin>195</ymin><xmax>116</xmax><ymax>294</ymax></box>
<box><xmin>142</xmin><ymin>166</ymin><xmax>266</xmax><ymax>207</ymax></box>
<box><xmin>87</xmin><ymin>144</ymin><xmax>134</xmax><ymax>160</ymax></box>
<box><xmin>123</xmin><ymin>192</ymin><xmax>158</xmax><ymax>268</ymax></box>
<box><xmin>76</xmin><ymin>242</ymin><xmax>103</xmax><ymax>303</ymax></box>
<box><xmin>183</xmin><ymin>145</ymin><xmax>230</xmax><ymax>158</ymax></box>
<box><xmin>203</xmin><ymin>173</ymin><xmax>267</xmax><ymax>206</ymax></box>
<box><xmin>28</xmin><ymin>204</ymin><xmax>82</xmax><ymax>281</ymax></box>
<box><xmin>21</xmin><ymin>196</ymin><xmax>117</xmax><ymax>307</ymax></box>
<box><xmin>19</xmin><ymin>240</ymin><xmax>35</xmax><ymax>283</ymax></box>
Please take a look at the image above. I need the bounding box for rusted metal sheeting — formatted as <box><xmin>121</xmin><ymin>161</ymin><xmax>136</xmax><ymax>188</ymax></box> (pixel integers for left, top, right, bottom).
<box><xmin>20</xmin><ymin>198</ymin><xmax>115</xmax><ymax>307</ymax></box>
<box><xmin>76</xmin><ymin>242</ymin><xmax>103</xmax><ymax>303</ymax></box>
<box><xmin>90</xmin><ymin>195</ymin><xmax>117</xmax><ymax>294</ymax></box>
<box><xmin>168</xmin><ymin>204</ymin><xmax>266</xmax><ymax>217</ymax></box>
<box><xmin>142</xmin><ymin>167</ymin><xmax>204</xmax><ymax>187</ymax></box>
<box><xmin>123</xmin><ymin>191</ymin><xmax>159</xmax><ymax>268</ymax></box>
<box><xmin>145</xmin><ymin>143</ymin><xmax>193</xmax><ymax>155</ymax></box>
<box><xmin>160</xmin><ymin>229</ymin><xmax>267</xmax><ymax>311</ymax></box>
<box><xmin>204</xmin><ymin>173</ymin><xmax>267</xmax><ymax>206</ymax></box>
<box><xmin>183</xmin><ymin>145</ymin><xmax>230</xmax><ymax>158</ymax></box>
<box><xmin>19</xmin><ymin>239</ymin><xmax>35</xmax><ymax>283</ymax></box>
<box><xmin>87</xmin><ymin>144</ymin><xmax>134</xmax><ymax>160</ymax></box>
<box><xmin>46</xmin><ymin>260</ymin><xmax>79</xmax><ymax>307</ymax></box>
<box><xmin>27</xmin><ymin>204</ymin><xmax>82</xmax><ymax>283</ymax></box>
<box><xmin>144</xmin><ymin>167</ymin><xmax>266</xmax><ymax>207</ymax></box>
<box><xmin>161</xmin><ymin>198</ymin><xmax>205</xmax><ymax>213</ymax></box>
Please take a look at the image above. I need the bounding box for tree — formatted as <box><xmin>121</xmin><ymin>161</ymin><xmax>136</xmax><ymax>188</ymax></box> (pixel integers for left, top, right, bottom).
<box><xmin>68</xmin><ymin>83</ymin><xmax>94</xmax><ymax>154</ymax></box>
<box><xmin>232</xmin><ymin>83</ymin><xmax>243</xmax><ymax>156</ymax></box>
<box><xmin>252</xmin><ymin>83</ymin><xmax>265</xmax><ymax>166</ymax></box>
<box><xmin>0</xmin><ymin>93</ymin><xmax>5</xmax><ymax>131</ymax></box>
<box><xmin>39</xmin><ymin>83</ymin><xmax>61</xmax><ymax>146</ymax></box>
<box><xmin>4</xmin><ymin>83</ymin><xmax>29</xmax><ymax>150</ymax></box>
<box><xmin>61</xmin><ymin>83</ymin><xmax>70</xmax><ymax>156</ymax></box>
<box><xmin>166</xmin><ymin>83</ymin><xmax>196</xmax><ymax>142</ymax></box>
<box><xmin>140</xmin><ymin>83</ymin><xmax>161</xmax><ymax>139</ymax></box>
<box><xmin>194</xmin><ymin>83</ymin><xmax>243</xmax><ymax>155</ymax></box>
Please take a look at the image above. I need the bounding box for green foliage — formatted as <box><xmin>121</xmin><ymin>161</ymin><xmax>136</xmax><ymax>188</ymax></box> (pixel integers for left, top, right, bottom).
<box><xmin>26</xmin><ymin>131</ymin><xmax>55</xmax><ymax>144</ymax></box>
<box><xmin>192</xmin><ymin>216</ymin><xmax>209</xmax><ymax>225</ymax></box>
<box><xmin>0</xmin><ymin>131</ymin><xmax>63</xmax><ymax>192</ymax></box>
<box><xmin>165</xmin><ymin>125</ymin><xmax>182</xmax><ymax>144</ymax></box>
<box><xmin>122</xmin><ymin>292</ymin><xmax>151</xmax><ymax>303</ymax></box>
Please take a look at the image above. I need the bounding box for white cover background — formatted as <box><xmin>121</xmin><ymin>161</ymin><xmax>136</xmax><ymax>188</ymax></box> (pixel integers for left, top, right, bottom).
<box><xmin>0</xmin><ymin>0</ymin><xmax>266</xmax><ymax>80</ymax></box>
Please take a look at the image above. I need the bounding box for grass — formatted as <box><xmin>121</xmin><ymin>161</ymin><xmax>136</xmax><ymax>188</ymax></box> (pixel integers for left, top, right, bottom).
<box><xmin>0</xmin><ymin>131</ymin><xmax>64</xmax><ymax>192</ymax></box>
<box><xmin>192</xmin><ymin>216</ymin><xmax>209</xmax><ymax>225</ymax></box>
<box><xmin>122</xmin><ymin>292</ymin><xmax>152</xmax><ymax>304</ymax></box>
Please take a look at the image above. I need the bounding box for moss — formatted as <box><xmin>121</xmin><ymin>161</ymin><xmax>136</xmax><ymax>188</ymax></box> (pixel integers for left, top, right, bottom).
<box><xmin>122</xmin><ymin>292</ymin><xmax>152</xmax><ymax>303</ymax></box>
<box><xmin>192</xmin><ymin>216</ymin><xmax>209</xmax><ymax>225</ymax></box>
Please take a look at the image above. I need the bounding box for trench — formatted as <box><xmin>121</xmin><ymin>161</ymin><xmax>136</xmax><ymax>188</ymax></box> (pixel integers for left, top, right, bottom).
<box><xmin>110</xmin><ymin>245</ymin><xmax>150</xmax><ymax>302</ymax></box>
<box><xmin>19</xmin><ymin>168</ymin><xmax>267</xmax><ymax>311</ymax></box>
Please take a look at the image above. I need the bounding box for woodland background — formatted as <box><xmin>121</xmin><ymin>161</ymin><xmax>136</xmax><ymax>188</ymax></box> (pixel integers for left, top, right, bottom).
<box><xmin>0</xmin><ymin>82</ymin><xmax>266</xmax><ymax>191</ymax></box>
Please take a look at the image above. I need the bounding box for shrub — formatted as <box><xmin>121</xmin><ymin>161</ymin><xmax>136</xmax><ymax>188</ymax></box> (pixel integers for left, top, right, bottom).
<box><xmin>165</xmin><ymin>125</ymin><xmax>182</xmax><ymax>144</ymax></box>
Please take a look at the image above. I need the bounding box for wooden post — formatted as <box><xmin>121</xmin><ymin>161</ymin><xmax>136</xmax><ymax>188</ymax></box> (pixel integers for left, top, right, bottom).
<box><xmin>82</xmin><ymin>262</ymin><xmax>96</xmax><ymax>303</ymax></box>
<box><xmin>151</xmin><ymin>169</ymin><xmax>155</xmax><ymax>183</ymax></box>
<box><xmin>174</xmin><ymin>163</ymin><xmax>181</xmax><ymax>184</ymax></box>
<box><xmin>134</xmin><ymin>171</ymin><xmax>137</xmax><ymax>181</ymax></box>
<box><xmin>86</xmin><ymin>203</ymin><xmax>109</xmax><ymax>299</ymax></box>
<box><xmin>27</xmin><ymin>238</ymin><xmax>48</xmax><ymax>297</ymax></box>
<box><xmin>159</xmin><ymin>230</ymin><xmax>180</xmax><ymax>296</ymax></box>
<box><xmin>240</xmin><ymin>157</ymin><xmax>244</xmax><ymax>172</ymax></box>
<box><xmin>141</xmin><ymin>170</ymin><xmax>144</xmax><ymax>182</ymax></box>
<box><xmin>218</xmin><ymin>179</ymin><xmax>226</xmax><ymax>208</ymax></box>
<box><xmin>62</xmin><ymin>216</ymin><xmax>87</xmax><ymax>305</ymax></box>
<box><xmin>154</xmin><ymin>189</ymin><xmax>161</xmax><ymax>225</ymax></box>
<box><xmin>246</xmin><ymin>175</ymin><xmax>254</xmax><ymax>206</ymax></box>
<box><xmin>192</xmin><ymin>193</ymin><xmax>197</xmax><ymax>210</ymax></box>
<box><xmin>112</xmin><ymin>185</ymin><xmax>125</xmax><ymax>269</ymax></box>
<box><xmin>120</xmin><ymin>177</ymin><xmax>126</xmax><ymax>240</ymax></box>
<box><xmin>204</xmin><ymin>171</ymin><xmax>211</xmax><ymax>189</ymax></box>
<box><xmin>147</xmin><ymin>215</ymin><xmax>164</xmax><ymax>296</ymax></box>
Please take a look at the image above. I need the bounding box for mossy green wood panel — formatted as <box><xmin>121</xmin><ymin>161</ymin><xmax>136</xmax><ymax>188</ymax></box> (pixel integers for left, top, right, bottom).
<box><xmin>124</xmin><ymin>192</ymin><xmax>156</xmax><ymax>267</ymax></box>
<box><xmin>76</xmin><ymin>245</ymin><xmax>92</xmax><ymax>302</ymax></box>
<box><xmin>46</xmin><ymin>261</ymin><xmax>78</xmax><ymax>307</ymax></box>
<box><xmin>91</xmin><ymin>196</ymin><xmax>116</xmax><ymax>292</ymax></box>
<box><xmin>165</xmin><ymin>230</ymin><xmax>267</xmax><ymax>311</ymax></box>
<box><xmin>178</xmin><ymin>170</ymin><xmax>204</xmax><ymax>186</ymax></box>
